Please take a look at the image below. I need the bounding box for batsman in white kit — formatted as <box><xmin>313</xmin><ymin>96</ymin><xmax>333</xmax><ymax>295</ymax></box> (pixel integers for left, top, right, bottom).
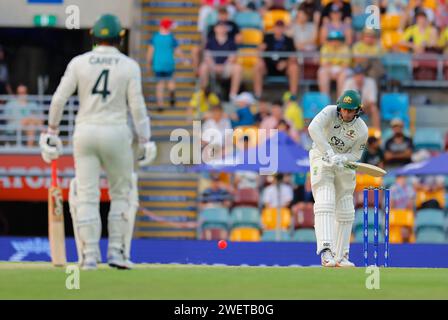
<box><xmin>308</xmin><ymin>90</ymin><xmax>368</xmax><ymax>267</ymax></box>
<box><xmin>39</xmin><ymin>14</ymin><xmax>157</xmax><ymax>270</ymax></box>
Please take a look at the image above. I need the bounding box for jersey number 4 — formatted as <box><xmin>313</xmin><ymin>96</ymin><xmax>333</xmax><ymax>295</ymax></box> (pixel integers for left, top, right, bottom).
<box><xmin>92</xmin><ymin>69</ymin><xmax>111</xmax><ymax>101</ymax></box>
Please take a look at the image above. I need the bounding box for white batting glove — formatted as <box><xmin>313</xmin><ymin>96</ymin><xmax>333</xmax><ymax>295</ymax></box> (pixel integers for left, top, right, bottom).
<box><xmin>331</xmin><ymin>154</ymin><xmax>348</xmax><ymax>168</ymax></box>
<box><xmin>39</xmin><ymin>131</ymin><xmax>63</xmax><ymax>164</ymax></box>
<box><xmin>138</xmin><ymin>141</ymin><xmax>157</xmax><ymax>167</ymax></box>
<box><xmin>322</xmin><ymin>149</ymin><xmax>335</xmax><ymax>167</ymax></box>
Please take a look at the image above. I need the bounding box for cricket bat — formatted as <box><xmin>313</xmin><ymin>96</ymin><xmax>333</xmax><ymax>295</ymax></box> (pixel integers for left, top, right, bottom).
<box><xmin>48</xmin><ymin>159</ymin><xmax>66</xmax><ymax>266</ymax></box>
<box><xmin>347</xmin><ymin>161</ymin><xmax>387</xmax><ymax>177</ymax></box>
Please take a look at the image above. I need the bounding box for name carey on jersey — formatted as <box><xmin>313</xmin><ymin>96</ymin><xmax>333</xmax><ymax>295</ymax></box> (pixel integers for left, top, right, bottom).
<box><xmin>89</xmin><ymin>56</ymin><xmax>120</xmax><ymax>66</ymax></box>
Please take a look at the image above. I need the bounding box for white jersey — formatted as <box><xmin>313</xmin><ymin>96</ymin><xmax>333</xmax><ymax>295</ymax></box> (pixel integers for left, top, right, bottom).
<box><xmin>308</xmin><ymin>105</ymin><xmax>368</xmax><ymax>162</ymax></box>
<box><xmin>49</xmin><ymin>45</ymin><xmax>150</xmax><ymax>141</ymax></box>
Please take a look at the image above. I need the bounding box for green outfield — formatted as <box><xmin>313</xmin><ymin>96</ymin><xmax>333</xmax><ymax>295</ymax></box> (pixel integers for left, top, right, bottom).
<box><xmin>0</xmin><ymin>263</ymin><xmax>447</xmax><ymax>299</ymax></box>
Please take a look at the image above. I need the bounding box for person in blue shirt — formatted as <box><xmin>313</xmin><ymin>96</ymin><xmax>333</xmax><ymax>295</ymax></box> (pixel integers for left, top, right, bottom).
<box><xmin>146</xmin><ymin>18</ymin><xmax>187</xmax><ymax>111</ymax></box>
<box><xmin>230</xmin><ymin>92</ymin><xmax>255</xmax><ymax>127</ymax></box>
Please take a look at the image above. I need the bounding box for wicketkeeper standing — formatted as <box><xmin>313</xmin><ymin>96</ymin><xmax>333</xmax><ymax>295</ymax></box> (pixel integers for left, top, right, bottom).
<box><xmin>39</xmin><ymin>14</ymin><xmax>156</xmax><ymax>270</ymax></box>
<box><xmin>308</xmin><ymin>90</ymin><xmax>368</xmax><ymax>267</ymax></box>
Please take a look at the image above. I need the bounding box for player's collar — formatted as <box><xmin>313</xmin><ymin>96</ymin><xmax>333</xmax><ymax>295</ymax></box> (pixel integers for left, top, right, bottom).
<box><xmin>93</xmin><ymin>45</ymin><xmax>120</xmax><ymax>54</ymax></box>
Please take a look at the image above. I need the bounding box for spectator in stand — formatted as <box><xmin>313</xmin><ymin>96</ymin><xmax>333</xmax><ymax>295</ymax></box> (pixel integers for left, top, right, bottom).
<box><xmin>199</xmin><ymin>21</ymin><xmax>243</xmax><ymax>101</ymax></box>
<box><xmin>360</xmin><ymin>136</ymin><xmax>385</xmax><ymax>168</ymax></box>
<box><xmin>276</xmin><ymin>119</ymin><xmax>300</xmax><ymax>142</ymax></box>
<box><xmin>320</xmin><ymin>0</ymin><xmax>352</xmax><ymax>26</ymax></box>
<box><xmin>189</xmin><ymin>85</ymin><xmax>220</xmax><ymax>120</ymax></box>
<box><xmin>390</xmin><ymin>175</ymin><xmax>415</xmax><ymax>210</ymax></box>
<box><xmin>404</xmin><ymin>0</ymin><xmax>435</xmax><ymax>26</ymax></box>
<box><xmin>342</xmin><ymin>65</ymin><xmax>380</xmax><ymax>129</ymax></box>
<box><xmin>384</xmin><ymin>118</ymin><xmax>414</xmax><ymax>168</ymax></box>
<box><xmin>320</xmin><ymin>4</ymin><xmax>353</xmax><ymax>46</ymax></box>
<box><xmin>260</xmin><ymin>100</ymin><xmax>284</xmax><ymax>134</ymax></box>
<box><xmin>200</xmin><ymin>172</ymin><xmax>233</xmax><ymax>209</ymax></box>
<box><xmin>254</xmin><ymin>99</ymin><xmax>271</xmax><ymax>125</ymax></box>
<box><xmin>197</xmin><ymin>0</ymin><xmax>230</xmax><ymax>35</ymax></box>
<box><xmin>283</xmin><ymin>91</ymin><xmax>304</xmax><ymax>132</ymax></box>
<box><xmin>318</xmin><ymin>30</ymin><xmax>351</xmax><ymax>97</ymax></box>
<box><xmin>288</xmin><ymin>7</ymin><xmax>318</xmax><ymax>52</ymax></box>
<box><xmin>3</xmin><ymin>84</ymin><xmax>43</xmax><ymax>147</ymax></box>
<box><xmin>352</xmin><ymin>28</ymin><xmax>384</xmax><ymax>83</ymax></box>
<box><xmin>146</xmin><ymin>18</ymin><xmax>187</xmax><ymax>111</ymax></box>
<box><xmin>0</xmin><ymin>46</ymin><xmax>12</xmax><ymax>95</ymax></box>
<box><xmin>230</xmin><ymin>92</ymin><xmax>256</xmax><ymax>127</ymax></box>
<box><xmin>261</xmin><ymin>173</ymin><xmax>293</xmax><ymax>209</ymax></box>
<box><xmin>435</xmin><ymin>0</ymin><xmax>448</xmax><ymax>30</ymax></box>
<box><xmin>207</xmin><ymin>7</ymin><xmax>242</xmax><ymax>43</ymax></box>
<box><xmin>253</xmin><ymin>20</ymin><xmax>299</xmax><ymax>100</ymax></box>
<box><xmin>297</xmin><ymin>0</ymin><xmax>322</xmax><ymax>26</ymax></box>
<box><xmin>437</xmin><ymin>23</ymin><xmax>448</xmax><ymax>54</ymax></box>
<box><xmin>401</xmin><ymin>10</ymin><xmax>438</xmax><ymax>54</ymax></box>
<box><xmin>379</xmin><ymin>0</ymin><xmax>408</xmax><ymax>15</ymax></box>
<box><xmin>234</xmin><ymin>135</ymin><xmax>259</xmax><ymax>189</ymax></box>
<box><xmin>202</xmin><ymin>104</ymin><xmax>233</xmax><ymax>160</ymax></box>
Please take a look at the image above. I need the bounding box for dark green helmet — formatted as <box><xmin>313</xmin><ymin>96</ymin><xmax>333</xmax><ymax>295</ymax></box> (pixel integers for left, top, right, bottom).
<box><xmin>337</xmin><ymin>90</ymin><xmax>362</xmax><ymax>110</ymax></box>
<box><xmin>91</xmin><ymin>14</ymin><xmax>124</xmax><ymax>39</ymax></box>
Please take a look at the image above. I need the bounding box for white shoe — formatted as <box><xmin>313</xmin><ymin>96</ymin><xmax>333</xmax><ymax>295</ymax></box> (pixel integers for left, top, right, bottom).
<box><xmin>81</xmin><ymin>254</ymin><xmax>98</xmax><ymax>271</ymax></box>
<box><xmin>108</xmin><ymin>249</ymin><xmax>133</xmax><ymax>270</ymax></box>
<box><xmin>336</xmin><ymin>254</ymin><xmax>355</xmax><ymax>267</ymax></box>
<box><xmin>321</xmin><ymin>249</ymin><xmax>336</xmax><ymax>267</ymax></box>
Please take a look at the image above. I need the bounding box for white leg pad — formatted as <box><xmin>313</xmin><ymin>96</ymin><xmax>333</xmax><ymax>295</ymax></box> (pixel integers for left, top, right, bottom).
<box><xmin>313</xmin><ymin>184</ymin><xmax>336</xmax><ymax>254</ymax></box>
<box><xmin>334</xmin><ymin>194</ymin><xmax>355</xmax><ymax>261</ymax></box>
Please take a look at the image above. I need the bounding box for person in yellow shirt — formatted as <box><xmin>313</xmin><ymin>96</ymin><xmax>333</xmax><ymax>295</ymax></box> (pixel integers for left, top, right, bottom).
<box><xmin>352</xmin><ymin>28</ymin><xmax>384</xmax><ymax>82</ymax></box>
<box><xmin>438</xmin><ymin>27</ymin><xmax>448</xmax><ymax>54</ymax></box>
<box><xmin>282</xmin><ymin>91</ymin><xmax>304</xmax><ymax>131</ymax></box>
<box><xmin>318</xmin><ymin>30</ymin><xmax>351</xmax><ymax>96</ymax></box>
<box><xmin>189</xmin><ymin>85</ymin><xmax>220</xmax><ymax>119</ymax></box>
<box><xmin>401</xmin><ymin>10</ymin><xmax>438</xmax><ymax>53</ymax></box>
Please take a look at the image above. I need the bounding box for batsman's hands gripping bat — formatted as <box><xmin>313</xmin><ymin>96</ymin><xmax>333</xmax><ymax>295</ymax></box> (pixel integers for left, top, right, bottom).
<box><xmin>39</xmin><ymin>129</ymin><xmax>63</xmax><ymax>164</ymax></box>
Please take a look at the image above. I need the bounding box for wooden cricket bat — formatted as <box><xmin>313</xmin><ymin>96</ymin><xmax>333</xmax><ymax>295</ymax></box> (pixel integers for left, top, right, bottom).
<box><xmin>347</xmin><ymin>161</ymin><xmax>387</xmax><ymax>177</ymax></box>
<box><xmin>48</xmin><ymin>159</ymin><xmax>66</xmax><ymax>266</ymax></box>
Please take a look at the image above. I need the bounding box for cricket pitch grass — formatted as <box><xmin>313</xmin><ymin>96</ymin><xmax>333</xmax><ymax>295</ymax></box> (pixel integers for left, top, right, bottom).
<box><xmin>1</xmin><ymin>263</ymin><xmax>447</xmax><ymax>299</ymax></box>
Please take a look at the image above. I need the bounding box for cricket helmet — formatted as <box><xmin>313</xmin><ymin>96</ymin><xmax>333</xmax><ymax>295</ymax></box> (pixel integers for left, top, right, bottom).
<box><xmin>336</xmin><ymin>90</ymin><xmax>363</xmax><ymax>120</ymax></box>
<box><xmin>91</xmin><ymin>14</ymin><xmax>125</xmax><ymax>40</ymax></box>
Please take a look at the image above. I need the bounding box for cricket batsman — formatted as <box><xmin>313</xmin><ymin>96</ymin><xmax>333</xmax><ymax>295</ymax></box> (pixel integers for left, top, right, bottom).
<box><xmin>39</xmin><ymin>14</ymin><xmax>156</xmax><ymax>270</ymax></box>
<box><xmin>308</xmin><ymin>90</ymin><xmax>368</xmax><ymax>267</ymax></box>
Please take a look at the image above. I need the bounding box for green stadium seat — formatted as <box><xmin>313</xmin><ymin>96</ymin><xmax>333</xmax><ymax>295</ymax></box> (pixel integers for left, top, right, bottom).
<box><xmin>381</xmin><ymin>53</ymin><xmax>412</xmax><ymax>83</ymax></box>
<box><xmin>413</xmin><ymin>128</ymin><xmax>444</xmax><ymax>151</ymax></box>
<box><xmin>230</xmin><ymin>206</ymin><xmax>261</xmax><ymax>229</ymax></box>
<box><xmin>302</xmin><ymin>92</ymin><xmax>330</xmax><ymax>119</ymax></box>
<box><xmin>416</xmin><ymin>229</ymin><xmax>446</xmax><ymax>243</ymax></box>
<box><xmin>380</xmin><ymin>92</ymin><xmax>410</xmax><ymax>127</ymax></box>
<box><xmin>261</xmin><ymin>230</ymin><xmax>291</xmax><ymax>241</ymax></box>
<box><xmin>353</xmin><ymin>227</ymin><xmax>385</xmax><ymax>243</ymax></box>
<box><xmin>292</xmin><ymin>229</ymin><xmax>316</xmax><ymax>242</ymax></box>
<box><xmin>415</xmin><ymin>209</ymin><xmax>445</xmax><ymax>232</ymax></box>
<box><xmin>199</xmin><ymin>207</ymin><xmax>229</xmax><ymax>230</ymax></box>
<box><xmin>354</xmin><ymin>208</ymin><xmax>385</xmax><ymax>233</ymax></box>
<box><xmin>234</xmin><ymin>11</ymin><xmax>262</xmax><ymax>29</ymax></box>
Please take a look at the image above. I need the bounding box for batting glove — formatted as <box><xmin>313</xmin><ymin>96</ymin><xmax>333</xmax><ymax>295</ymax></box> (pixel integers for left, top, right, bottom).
<box><xmin>138</xmin><ymin>141</ymin><xmax>157</xmax><ymax>167</ymax></box>
<box><xmin>39</xmin><ymin>130</ymin><xmax>63</xmax><ymax>164</ymax></box>
<box><xmin>331</xmin><ymin>154</ymin><xmax>348</xmax><ymax>168</ymax></box>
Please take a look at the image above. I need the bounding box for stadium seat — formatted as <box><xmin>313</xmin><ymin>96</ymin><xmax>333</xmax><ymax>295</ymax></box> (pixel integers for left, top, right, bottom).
<box><xmin>230</xmin><ymin>227</ymin><xmax>261</xmax><ymax>241</ymax></box>
<box><xmin>353</xmin><ymin>227</ymin><xmax>385</xmax><ymax>243</ymax></box>
<box><xmin>199</xmin><ymin>207</ymin><xmax>229</xmax><ymax>229</ymax></box>
<box><xmin>381</xmin><ymin>54</ymin><xmax>412</xmax><ymax>83</ymax></box>
<box><xmin>415</xmin><ymin>190</ymin><xmax>445</xmax><ymax>209</ymax></box>
<box><xmin>292</xmin><ymin>206</ymin><xmax>314</xmax><ymax>229</ymax></box>
<box><xmin>415</xmin><ymin>209</ymin><xmax>445</xmax><ymax>232</ymax></box>
<box><xmin>368</xmin><ymin>127</ymin><xmax>381</xmax><ymax>139</ymax></box>
<box><xmin>380</xmin><ymin>14</ymin><xmax>401</xmax><ymax>31</ymax></box>
<box><xmin>390</xmin><ymin>209</ymin><xmax>415</xmax><ymax>228</ymax></box>
<box><xmin>230</xmin><ymin>206</ymin><xmax>261</xmax><ymax>228</ymax></box>
<box><xmin>355</xmin><ymin>174</ymin><xmax>383</xmax><ymax>192</ymax></box>
<box><xmin>302</xmin><ymin>57</ymin><xmax>320</xmax><ymax>80</ymax></box>
<box><xmin>413</xmin><ymin>128</ymin><xmax>444</xmax><ymax>151</ymax></box>
<box><xmin>354</xmin><ymin>208</ymin><xmax>385</xmax><ymax>233</ymax></box>
<box><xmin>380</xmin><ymin>92</ymin><xmax>410</xmax><ymax>126</ymax></box>
<box><xmin>381</xmin><ymin>31</ymin><xmax>405</xmax><ymax>51</ymax></box>
<box><xmin>205</xmin><ymin>10</ymin><xmax>218</xmax><ymax>30</ymax></box>
<box><xmin>263</xmin><ymin>10</ymin><xmax>291</xmax><ymax>32</ymax></box>
<box><xmin>200</xmin><ymin>227</ymin><xmax>228</xmax><ymax>240</ymax></box>
<box><xmin>389</xmin><ymin>226</ymin><xmax>403</xmax><ymax>244</ymax></box>
<box><xmin>352</xmin><ymin>14</ymin><xmax>369</xmax><ymax>32</ymax></box>
<box><xmin>262</xmin><ymin>230</ymin><xmax>291</xmax><ymax>241</ymax></box>
<box><xmin>240</xmin><ymin>28</ymin><xmax>263</xmax><ymax>47</ymax></box>
<box><xmin>416</xmin><ymin>228</ymin><xmax>446</xmax><ymax>243</ymax></box>
<box><xmin>302</xmin><ymin>92</ymin><xmax>330</xmax><ymax>119</ymax></box>
<box><xmin>233</xmin><ymin>188</ymin><xmax>260</xmax><ymax>207</ymax></box>
<box><xmin>413</xmin><ymin>55</ymin><xmax>438</xmax><ymax>81</ymax></box>
<box><xmin>424</xmin><ymin>0</ymin><xmax>437</xmax><ymax>10</ymax></box>
<box><xmin>292</xmin><ymin>229</ymin><xmax>316</xmax><ymax>242</ymax></box>
<box><xmin>234</xmin><ymin>11</ymin><xmax>263</xmax><ymax>29</ymax></box>
<box><xmin>382</xmin><ymin>175</ymin><xmax>395</xmax><ymax>189</ymax></box>
<box><xmin>261</xmin><ymin>208</ymin><xmax>291</xmax><ymax>230</ymax></box>
<box><xmin>232</xmin><ymin>124</ymin><xmax>259</xmax><ymax>147</ymax></box>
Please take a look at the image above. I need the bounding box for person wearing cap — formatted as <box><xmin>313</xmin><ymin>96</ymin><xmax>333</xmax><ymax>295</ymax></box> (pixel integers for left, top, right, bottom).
<box><xmin>401</xmin><ymin>9</ymin><xmax>438</xmax><ymax>54</ymax></box>
<box><xmin>319</xmin><ymin>3</ymin><xmax>352</xmax><ymax>46</ymax></box>
<box><xmin>230</xmin><ymin>92</ymin><xmax>256</xmax><ymax>127</ymax></box>
<box><xmin>384</xmin><ymin>118</ymin><xmax>414</xmax><ymax>168</ymax></box>
<box><xmin>146</xmin><ymin>18</ymin><xmax>187</xmax><ymax>111</ymax></box>
<box><xmin>308</xmin><ymin>89</ymin><xmax>368</xmax><ymax>267</ymax></box>
<box><xmin>352</xmin><ymin>28</ymin><xmax>384</xmax><ymax>82</ymax></box>
<box><xmin>318</xmin><ymin>30</ymin><xmax>351</xmax><ymax>96</ymax></box>
<box><xmin>39</xmin><ymin>14</ymin><xmax>156</xmax><ymax>270</ymax></box>
<box><xmin>199</xmin><ymin>20</ymin><xmax>242</xmax><ymax>101</ymax></box>
<box><xmin>253</xmin><ymin>19</ymin><xmax>299</xmax><ymax>100</ymax></box>
<box><xmin>342</xmin><ymin>65</ymin><xmax>380</xmax><ymax>129</ymax></box>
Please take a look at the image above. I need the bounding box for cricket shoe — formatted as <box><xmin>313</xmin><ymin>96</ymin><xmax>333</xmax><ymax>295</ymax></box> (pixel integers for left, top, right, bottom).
<box><xmin>81</xmin><ymin>254</ymin><xmax>98</xmax><ymax>271</ymax></box>
<box><xmin>108</xmin><ymin>249</ymin><xmax>133</xmax><ymax>270</ymax></box>
<box><xmin>336</xmin><ymin>254</ymin><xmax>355</xmax><ymax>268</ymax></box>
<box><xmin>321</xmin><ymin>249</ymin><xmax>336</xmax><ymax>267</ymax></box>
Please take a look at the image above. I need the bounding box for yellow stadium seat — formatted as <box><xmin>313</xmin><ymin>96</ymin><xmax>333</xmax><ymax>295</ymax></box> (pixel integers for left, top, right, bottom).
<box><xmin>415</xmin><ymin>189</ymin><xmax>446</xmax><ymax>209</ymax></box>
<box><xmin>381</xmin><ymin>30</ymin><xmax>406</xmax><ymax>51</ymax></box>
<box><xmin>261</xmin><ymin>208</ymin><xmax>291</xmax><ymax>230</ymax></box>
<box><xmin>381</xmin><ymin>14</ymin><xmax>401</xmax><ymax>31</ymax></box>
<box><xmin>241</xmin><ymin>28</ymin><xmax>263</xmax><ymax>47</ymax></box>
<box><xmin>424</xmin><ymin>0</ymin><xmax>436</xmax><ymax>10</ymax></box>
<box><xmin>230</xmin><ymin>227</ymin><xmax>261</xmax><ymax>241</ymax></box>
<box><xmin>263</xmin><ymin>10</ymin><xmax>291</xmax><ymax>32</ymax></box>
<box><xmin>368</xmin><ymin>127</ymin><xmax>381</xmax><ymax>139</ymax></box>
<box><xmin>355</xmin><ymin>174</ymin><xmax>383</xmax><ymax>192</ymax></box>
<box><xmin>233</xmin><ymin>125</ymin><xmax>259</xmax><ymax>148</ymax></box>
<box><xmin>390</xmin><ymin>226</ymin><xmax>403</xmax><ymax>244</ymax></box>
<box><xmin>390</xmin><ymin>209</ymin><xmax>415</xmax><ymax>228</ymax></box>
<box><xmin>237</xmin><ymin>49</ymin><xmax>258</xmax><ymax>67</ymax></box>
